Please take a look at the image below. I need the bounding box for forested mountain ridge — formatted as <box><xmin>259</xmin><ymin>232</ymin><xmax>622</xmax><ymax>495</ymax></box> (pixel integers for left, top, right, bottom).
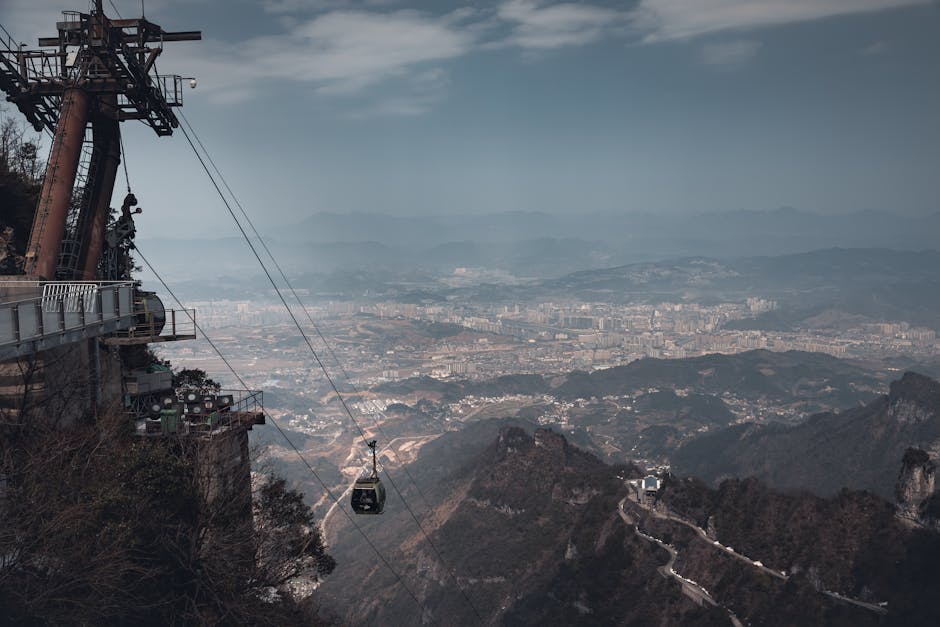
<box><xmin>320</xmin><ymin>423</ymin><xmax>940</xmax><ymax>625</ymax></box>
<box><xmin>673</xmin><ymin>371</ymin><xmax>940</xmax><ymax>498</ymax></box>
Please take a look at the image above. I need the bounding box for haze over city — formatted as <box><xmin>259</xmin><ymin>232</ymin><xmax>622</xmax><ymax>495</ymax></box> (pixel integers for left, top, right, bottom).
<box><xmin>3</xmin><ymin>0</ymin><xmax>938</xmax><ymax>239</ymax></box>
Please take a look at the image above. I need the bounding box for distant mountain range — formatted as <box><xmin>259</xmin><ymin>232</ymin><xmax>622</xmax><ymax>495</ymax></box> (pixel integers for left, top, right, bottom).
<box><xmin>371</xmin><ymin>349</ymin><xmax>891</xmax><ymax>470</ymax></box>
<box><xmin>138</xmin><ymin>207</ymin><xmax>940</xmax><ymax>282</ymax></box>
<box><xmin>270</xmin><ymin>207</ymin><xmax>940</xmax><ymax>257</ymax></box>
<box><xmin>539</xmin><ymin>248</ymin><xmax>940</xmax><ymax>329</ymax></box>
<box><xmin>548</xmin><ymin>248</ymin><xmax>940</xmax><ymax>294</ymax></box>
<box><xmin>377</xmin><ymin>349</ymin><xmax>886</xmax><ymax>410</ymax></box>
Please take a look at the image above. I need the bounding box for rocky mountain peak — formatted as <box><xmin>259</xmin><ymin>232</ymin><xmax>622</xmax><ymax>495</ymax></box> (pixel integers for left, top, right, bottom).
<box><xmin>495</xmin><ymin>426</ymin><xmax>574</xmax><ymax>463</ymax></box>
<box><xmin>532</xmin><ymin>426</ymin><xmax>568</xmax><ymax>452</ymax></box>
<box><xmin>495</xmin><ymin>426</ymin><xmax>534</xmax><ymax>454</ymax></box>
<box><xmin>888</xmin><ymin>372</ymin><xmax>940</xmax><ymax>424</ymax></box>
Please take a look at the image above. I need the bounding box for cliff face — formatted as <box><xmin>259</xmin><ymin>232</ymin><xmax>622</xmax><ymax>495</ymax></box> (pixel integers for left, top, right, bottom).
<box><xmin>319</xmin><ymin>426</ymin><xmax>726</xmax><ymax>626</ymax></box>
<box><xmin>888</xmin><ymin>372</ymin><xmax>940</xmax><ymax>425</ymax></box>
<box><xmin>659</xmin><ymin>471</ymin><xmax>940</xmax><ymax>626</ymax></box>
<box><xmin>673</xmin><ymin>372</ymin><xmax>940</xmax><ymax>498</ymax></box>
<box><xmin>896</xmin><ymin>447</ymin><xmax>938</xmax><ymax>526</ymax></box>
<box><xmin>320</xmin><ymin>424</ymin><xmax>940</xmax><ymax>626</ymax></box>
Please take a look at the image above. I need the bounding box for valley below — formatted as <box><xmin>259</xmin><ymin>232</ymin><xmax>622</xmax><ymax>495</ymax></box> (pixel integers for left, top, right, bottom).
<box><xmin>149</xmin><ymin>247</ymin><xmax>940</xmax><ymax>625</ymax></box>
<box><xmin>158</xmin><ymin>321</ymin><xmax>940</xmax><ymax>624</ymax></box>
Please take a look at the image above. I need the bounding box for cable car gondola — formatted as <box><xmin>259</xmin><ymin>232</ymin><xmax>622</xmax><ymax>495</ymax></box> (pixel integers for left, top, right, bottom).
<box><xmin>351</xmin><ymin>440</ymin><xmax>386</xmax><ymax>515</ymax></box>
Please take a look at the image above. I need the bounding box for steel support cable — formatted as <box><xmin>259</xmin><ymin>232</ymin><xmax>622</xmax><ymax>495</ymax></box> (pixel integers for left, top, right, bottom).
<box><xmin>177</xmin><ymin>111</ymin><xmax>439</xmax><ymax>513</ymax></box>
<box><xmin>178</xmin><ymin>111</ymin><xmax>486</xmax><ymax>618</ymax></box>
<box><xmin>176</xmin><ymin>124</ymin><xmax>368</xmax><ymax>443</ymax></box>
<box><xmin>177</xmin><ymin>114</ymin><xmax>381</xmax><ymax>422</ymax></box>
<box><xmin>173</xmin><ymin>124</ymin><xmax>458</xmax><ymax>619</ymax></box>
<box><xmin>176</xmin><ymin>115</ymin><xmax>486</xmax><ymax>624</ymax></box>
<box><xmin>0</xmin><ymin>23</ymin><xmax>17</xmax><ymax>44</ymax></box>
<box><xmin>133</xmin><ymin>246</ymin><xmax>432</xmax><ymax>622</ymax></box>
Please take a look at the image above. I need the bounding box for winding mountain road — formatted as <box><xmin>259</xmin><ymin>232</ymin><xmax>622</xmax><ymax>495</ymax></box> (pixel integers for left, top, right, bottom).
<box><xmin>618</xmin><ymin>498</ymin><xmax>743</xmax><ymax>626</ymax></box>
<box><xmin>622</xmin><ymin>487</ymin><xmax>888</xmax><ymax>618</ymax></box>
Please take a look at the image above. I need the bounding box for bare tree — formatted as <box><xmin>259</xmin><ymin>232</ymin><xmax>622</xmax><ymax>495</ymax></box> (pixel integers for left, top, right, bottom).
<box><xmin>252</xmin><ymin>475</ymin><xmax>337</xmax><ymax>593</ymax></box>
<box><xmin>0</xmin><ymin>106</ymin><xmax>43</xmax><ymax>183</ymax></box>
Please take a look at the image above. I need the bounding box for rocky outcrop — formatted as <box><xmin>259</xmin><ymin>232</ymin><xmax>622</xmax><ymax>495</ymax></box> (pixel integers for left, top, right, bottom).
<box><xmin>319</xmin><ymin>426</ymin><xmax>720</xmax><ymax>626</ymax></box>
<box><xmin>888</xmin><ymin>372</ymin><xmax>940</xmax><ymax>425</ymax></box>
<box><xmin>895</xmin><ymin>447</ymin><xmax>938</xmax><ymax>527</ymax></box>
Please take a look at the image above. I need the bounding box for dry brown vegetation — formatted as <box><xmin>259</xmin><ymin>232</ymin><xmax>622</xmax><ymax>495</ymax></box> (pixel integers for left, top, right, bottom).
<box><xmin>0</xmin><ymin>409</ymin><xmax>334</xmax><ymax>626</ymax></box>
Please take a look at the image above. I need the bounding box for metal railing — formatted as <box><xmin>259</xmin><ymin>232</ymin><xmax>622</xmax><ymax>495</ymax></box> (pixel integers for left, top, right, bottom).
<box><xmin>0</xmin><ymin>280</ymin><xmax>136</xmax><ymax>360</ymax></box>
<box><xmin>107</xmin><ymin>308</ymin><xmax>197</xmax><ymax>344</ymax></box>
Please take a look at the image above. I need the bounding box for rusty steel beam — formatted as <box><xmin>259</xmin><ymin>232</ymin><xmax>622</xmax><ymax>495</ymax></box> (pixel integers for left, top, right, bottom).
<box><xmin>39</xmin><ymin>29</ymin><xmax>201</xmax><ymax>47</ymax></box>
<box><xmin>79</xmin><ymin>106</ymin><xmax>121</xmax><ymax>279</ymax></box>
<box><xmin>152</xmin><ymin>31</ymin><xmax>203</xmax><ymax>42</ymax></box>
<box><xmin>25</xmin><ymin>88</ymin><xmax>90</xmax><ymax>279</ymax></box>
<box><xmin>28</xmin><ymin>79</ymin><xmax>125</xmax><ymax>95</ymax></box>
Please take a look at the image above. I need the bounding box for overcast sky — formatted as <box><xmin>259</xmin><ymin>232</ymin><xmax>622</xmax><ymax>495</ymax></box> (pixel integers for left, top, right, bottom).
<box><xmin>2</xmin><ymin>0</ymin><xmax>938</xmax><ymax>238</ymax></box>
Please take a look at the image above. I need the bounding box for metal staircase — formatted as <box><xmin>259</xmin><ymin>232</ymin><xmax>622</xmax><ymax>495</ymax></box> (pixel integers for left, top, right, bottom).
<box><xmin>56</xmin><ymin>126</ymin><xmax>98</xmax><ymax>278</ymax></box>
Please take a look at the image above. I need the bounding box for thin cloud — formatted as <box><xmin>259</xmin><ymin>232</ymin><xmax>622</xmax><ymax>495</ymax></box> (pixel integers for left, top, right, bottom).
<box><xmin>173</xmin><ymin>9</ymin><xmax>474</xmax><ymax>103</ymax></box>
<box><xmin>701</xmin><ymin>39</ymin><xmax>761</xmax><ymax>68</ymax></box>
<box><xmin>261</xmin><ymin>0</ymin><xmax>400</xmax><ymax>14</ymax></box>
<box><xmin>497</xmin><ymin>0</ymin><xmax>630</xmax><ymax>50</ymax></box>
<box><xmin>860</xmin><ymin>40</ymin><xmax>888</xmax><ymax>55</ymax></box>
<box><xmin>12</xmin><ymin>0</ymin><xmax>919</xmax><ymax>117</ymax></box>
<box><xmin>2</xmin><ymin>1</ymin><xmax>475</xmax><ymax>111</ymax></box>
<box><xmin>633</xmin><ymin>0</ymin><xmax>932</xmax><ymax>42</ymax></box>
<box><xmin>173</xmin><ymin>2</ymin><xmax>633</xmax><ymax>107</ymax></box>
<box><xmin>335</xmin><ymin>67</ymin><xmax>452</xmax><ymax>117</ymax></box>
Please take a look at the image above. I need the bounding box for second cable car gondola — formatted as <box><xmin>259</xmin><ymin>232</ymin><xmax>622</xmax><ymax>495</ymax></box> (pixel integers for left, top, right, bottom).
<box><xmin>351</xmin><ymin>440</ymin><xmax>386</xmax><ymax>515</ymax></box>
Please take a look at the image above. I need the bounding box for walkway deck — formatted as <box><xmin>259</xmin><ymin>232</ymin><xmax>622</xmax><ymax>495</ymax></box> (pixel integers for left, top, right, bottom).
<box><xmin>0</xmin><ymin>280</ymin><xmax>136</xmax><ymax>360</ymax></box>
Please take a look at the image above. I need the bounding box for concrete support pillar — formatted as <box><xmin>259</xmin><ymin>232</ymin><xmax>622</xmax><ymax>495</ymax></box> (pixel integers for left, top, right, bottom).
<box><xmin>25</xmin><ymin>88</ymin><xmax>90</xmax><ymax>279</ymax></box>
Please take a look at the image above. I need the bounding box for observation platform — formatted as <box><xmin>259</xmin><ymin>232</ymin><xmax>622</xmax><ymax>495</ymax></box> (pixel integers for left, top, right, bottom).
<box><xmin>0</xmin><ymin>280</ymin><xmax>137</xmax><ymax>361</ymax></box>
<box><xmin>1</xmin><ymin>280</ymin><xmax>197</xmax><ymax>359</ymax></box>
<box><xmin>103</xmin><ymin>308</ymin><xmax>197</xmax><ymax>345</ymax></box>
